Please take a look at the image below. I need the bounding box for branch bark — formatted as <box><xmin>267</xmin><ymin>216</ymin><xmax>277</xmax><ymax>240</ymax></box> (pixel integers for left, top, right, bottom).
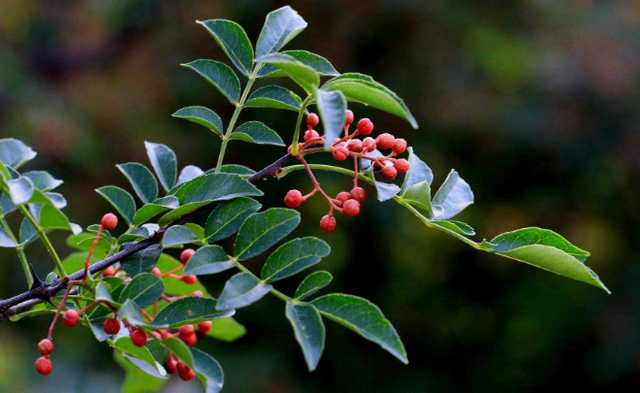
<box><xmin>0</xmin><ymin>153</ymin><xmax>293</xmax><ymax>320</ymax></box>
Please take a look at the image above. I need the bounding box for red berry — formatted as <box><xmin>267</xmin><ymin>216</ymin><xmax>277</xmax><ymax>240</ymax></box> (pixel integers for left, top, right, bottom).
<box><xmin>180</xmin><ymin>368</ymin><xmax>196</xmax><ymax>381</ymax></box>
<box><xmin>306</xmin><ymin>113</ymin><xmax>319</xmax><ymax>127</ymax></box>
<box><xmin>357</xmin><ymin>118</ymin><xmax>374</xmax><ymax>135</ymax></box>
<box><xmin>63</xmin><ymin>310</ymin><xmax>79</xmax><ymax>327</ymax></box>
<box><xmin>304</xmin><ymin>129</ymin><xmax>320</xmax><ymax>142</ymax></box>
<box><xmin>103</xmin><ymin>318</ymin><xmax>121</xmax><ymax>335</ymax></box>
<box><xmin>381</xmin><ymin>165</ymin><xmax>398</xmax><ymax>180</ymax></box>
<box><xmin>190</xmin><ymin>290</ymin><xmax>204</xmax><ymax>297</ymax></box>
<box><xmin>345</xmin><ymin>110</ymin><xmax>354</xmax><ymax>125</ymax></box>
<box><xmin>394</xmin><ymin>158</ymin><xmax>410</xmax><ymax>174</ymax></box>
<box><xmin>101</xmin><ymin>213</ymin><xmax>118</xmax><ymax>231</ymax></box>
<box><xmin>38</xmin><ymin>339</ymin><xmax>54</xmax><ymax>356</ymax></box>
<box><xmin>151</xmin><ymin>268</ymin><xmax>162</xmax><ymax>277</ymax></box>
<box><xmin>182</xmin><ymin>275</ymin><xmax>197</xmax><ymax>285</ymax></box>
<box><xmin>176</xmin><ymin>360</ymin><xmax>189</xmax><ymax>375</ymax></box>
<box><xmin>35</xmin><ymin>356</ymin><xmax>52</xmax><ymax>375</ymax></box>
<box><xmin>377</xmin><ymin>133</ymin><xmax>395</xmax><ymax>150</ymax></box>
<box><xmin>335</xmin><ymin>192</ymin><xmax>352</xmax><ymax>207</ymax></box>
<box><xmin>342</xmin><ymin>200</ymin><xmax>361</xmax><ymax>217</ymax></box>
<box><xmin>102</xmin><ymin>266</ymin><xmax>116</xmax><ymax>278</ymax></box>
<box><xmin>131</xmin><ymin>329</ymin><xmax>147</xmax><ymax>347</ymax></box>
<box><xmin>180</xmin><ymin>249</ymin><xmax>195</xmax><ymax>264</ymax></box>
<box><xmin>166</xmin><ymin>359</ymin><xmax>178</xmax><ymax>374</ymax></box>
<box><xmin>179</xmin><ymin>325</ymin><xmax>195</xmax><ymax>338</ymax></box>
<box><xmin>392</xmin><ymin>138</ymin><xmax>407</xmax><ymax>154</ymax></box>
<box><xmin>182</xmin><ymin>332</ymin><xmax>197</xmax><ymax>346</ymax></box>
<box><xmin>284</xmin><ymin>190</ymin><xmax>304</xmax><ymax>208</ymax></box>
<box><xmin>320</xmin><ymin>215</ymin><xmax>337</xmax><ymax>232</ymax></box>
<box><xmin>332</xmin><ymin>146</ymin><xmax>349</xmax><ymax>161</ymax></box>
<box><xmin>350</xmin><ymin>187</ymin><xmax>366</xmax><ymax>202</ymax></box>
<box><xmin>198</xmin><ymin>321</ymin><xmax>213</xmax><ymax>334</ymax></box>
<box><xmin>362</xmin><ymin>137</ymin><xmax>377</xmax><ymax>152</ymax></box>
<box><xmin>348</xmin><ymin>139</ymin><xmax>363</xmax><ymax>152</ymax></box>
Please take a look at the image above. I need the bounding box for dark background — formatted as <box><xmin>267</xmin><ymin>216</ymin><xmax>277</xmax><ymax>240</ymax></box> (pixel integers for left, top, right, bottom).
<box><xmin>0</xmin><ymin>0</ymin><xmax>638</xmax><ymax>392</ymax></box>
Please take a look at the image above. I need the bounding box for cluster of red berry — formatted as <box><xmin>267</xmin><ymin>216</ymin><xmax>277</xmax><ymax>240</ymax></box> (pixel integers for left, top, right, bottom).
<box><xmin>285</xmin><ymin>110</ymin><xmax>410</xmax><ymax>232</ymax></box>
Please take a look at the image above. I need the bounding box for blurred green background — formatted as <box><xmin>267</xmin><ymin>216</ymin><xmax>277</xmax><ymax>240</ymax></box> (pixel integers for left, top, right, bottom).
<box><xmin>0</xmin><ymin>0</ymin><xmax>637</xmax><ymax>392</ymax></box>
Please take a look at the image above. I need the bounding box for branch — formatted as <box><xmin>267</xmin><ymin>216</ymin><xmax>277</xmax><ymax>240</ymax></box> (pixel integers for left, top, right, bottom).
<box><xmin>0</xmin><ymin>153</ymin><xmax>294</xmax><ymax>320</ymax></box>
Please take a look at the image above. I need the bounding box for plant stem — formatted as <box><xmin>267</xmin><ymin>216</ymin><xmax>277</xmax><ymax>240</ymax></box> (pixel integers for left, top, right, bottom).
<box><xmin>290</xmin><ymin>95</ymin><xmax>313</xmax><ymax>156</ymax></box>
<box><xmin>16</xmin><ymin>205</ymin><xmax>67</xmax><ymax>279</ymax></box>
<box><xmin>215</xmin><ymin>76</ymin><xmax>256</xmax><ymax>172</ymax></box>
<box><xmin>233</xmin><ymin>259</ymin><xmax>292</xmax><ymax>302</ymax></box>
<box><xmin>0</xmin><ymin>216</ymin><xmax>33</xmax><ymax>288</ymax></box>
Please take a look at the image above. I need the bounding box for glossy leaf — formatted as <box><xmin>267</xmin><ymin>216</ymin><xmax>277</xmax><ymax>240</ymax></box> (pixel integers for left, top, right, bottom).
<box><xmin>22</xmin><ymin>171</ymin><xmax>62</xmax><ymax>191</ymax></box>
<box><xmin>205</xmin><ymin>197</ymin><xmax>262</xmax><ymax>242</ymax></box>
<box><xmin>46</xmin><ymin>192</ymin><xmax>67</xmax><ymax>209</ymax></box>
<box><xmin>39</xmin><ymin>205</ymin><xmax>77</xmax><ymax>233</ymax></box>
<box><xmin>191</xmin><ymin>347</ymin><xmax>225</xmax><ymax>393</ymax></box>
<box><xmin>323</xmin><ymin>73</ymin><xmax>418</xmax><ymax>128</ymax></box>
<box><xmin>294</xmin><ymin>271</ymin><xmax>333</xmax><ymax>300</ymax></box>
<box><xmin>6</xmin><ymin>177</ymin><xmax>34</xmax><ymax>205</ymax></box>
<box><xmin>177</xmin><ymin>165</ymin><xmax>205</xmax><ymax>186</ymax></box>
<box><xmin>256</xmin><ymin>6</ymin><xmax>307</xmax><ymax>58</ymax></box>
<box><xmin>121</xmin><ymin>244</ymin><xmax>163</xmax><ymax>278</ymax></box>
<box><xmin>119</xmin><ymin>273</ymin><xmax>165</xmax><ymax>307</ymax></box>
<box><xmin>229</xmin><ymin>121</ymin><xmax>284</xmax><ymax>146</ymax></box>
<box><xmin>312</xmin><ymin>294</ymin><xmax>408</xmax><ymax>364</ymax></box>
<box><xmin>261</xmin><ymin>237</ymin><xmax>330</xmax><ymax>282</ymax></box>
<box><xmin>234</xmin><ymin>208</ymin><xmax>301</xmax><ymax>260</ymax></box>
<box><xmin>261</xmin><ymin>50</ymin><xmax>339</xmax><ymax>78</ymax></box>
<box><xmin>152</xmin><ymin>297</ymin><xmax>234</xmax><ymax>328</ymax></box>
<box><xmin>183</xmin><ymin>245</ymin><xmax>236</xmax><ymax>276</ymax></box>
<box><xmin>400</xmin><ymin>147</ymin><xmax>433</xmax><ymax>193</ymax></box>
<box><xmin>163</xmin><ymin>225</ymin><xmax>198</xmax><ymax>247</ymax></box>
<box><xmin>133</xmin><ymin>196</ymin><xmax>179</xmax><ymax>225</ymax></box>
<box><xmin>368</xmin><ymin>168</ymin><xmax>401</xmax><ymax>202</ymax></box>
<box><xmin>96</xmin><ymin>186</ymin><xmax>136</xmax><ymax>226</ymax></box>
<box><xmin>172</xmin><ymin>106</ymin><xmax>224</xmax><ymax>137</ymax></box>
<box><xmin>0</xmin><ymin>138</ymin><xmax>36</xmax><ymax>169</ymax></box>
<box><xmin>67</xmin><ymin>233</ymin><xmax>111</xmax><ymax>252</ymax></box>
<box><xmin>218</xmin><ymin>164</ymin><xmax>256</xmax><ymax>178</ymax></box>
<box><xmin>431</xmin><ymin>220</ymin><xmax>475</xmax><ymax>236</ymax></box>
<box><xmin>117</xmin><ymin>163</ymin><xmax>159</xmax><ymax>204</ymax></box>
<box><xmin>197</xmin><ymin>19</ymin><xmax>254</xmax><ymax>76</ymax></box>
<box><xmin>487</xmin><ymin>227</ymin><xmax>590</xmax><ymax>260</ymax></box>
<box><xmin>217</xmin><ymin>272</ymin><xmax>273</xmax><ymax>311</ymax></box>
<box><xmin>286</xmin><ymin>301</ymin><xmax>325</xmax><ymax>371</ymax></box>
<box><xmin>112</xmin><ymin>337</ymin><xmax>164</xmax><ymax>375</ymax></box>
<box><xmin>245</xmin><ymin>85</ymin><xmax>302</xmax><ymax>112</ymax></box>
<box><xmin>401</xmin><ymin>180</ymin><xmax>432</xmax><ymax>212</ymax></box>
<box><xmin>255</xmin><ymin>53</ymin><xmax>320</xmax><ymax>93</ymax></box>
<box><xmin>431</xmin><ymin>169</ymin><xmax>474</xmax><ymax>220</ymax></box>
<box><xmin>0</xmin><ymin>226</ymin><xmax>17</xmax><ymax>247</ymax></box>
<box><xmin>145</xmin><ymin>142</ymin><xmax>177</xmax><ymax>192</ymax></box>
<box><xmin>182</xmin><ymin>59</ymin><xmax>241</xmax><ymax>104</ymax></box>
<box><xmin>315</xmin><ymin>89</ymin><xmax>347</xmax><ymax>149</ymax></box>
<box><xmin>115</xmin><ymin>352</ymin><xmax>167</xmax><ymax>393</ymax></box>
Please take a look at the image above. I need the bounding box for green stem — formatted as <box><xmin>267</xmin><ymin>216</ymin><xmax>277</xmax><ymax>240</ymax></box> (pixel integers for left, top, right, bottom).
<box><xmin>17</xmin><ymin>205</ymin><xmax>67</xmax><ymax>279</ymax></box>
<box><xmin>0</xmin><ymin>216</ymin><xmax>33</xmax><ymax>288</ymax></box>
<box><xmin>290</xmin><ymin>95</ymin><xmax>313</xmax><ymax>156</ymax></box>
<box><xmin>215</xmin><ymin>76</ymin><xmax>257</xmax><ymax>172</ymax></box>
<box><xmin>232</xmin><ymin>258</ymin><xmax>292</xmax><ymax>302</ymax></box>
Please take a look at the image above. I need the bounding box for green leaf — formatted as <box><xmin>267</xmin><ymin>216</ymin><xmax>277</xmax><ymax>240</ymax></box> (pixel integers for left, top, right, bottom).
<box><xmin>191</xmin><ymin>347</ymin><xmax>225</xmax><ymax>393</ymax></box>
<box><xmin>156</xmin><ymin>253</ymin><xmax>210</xmax><ymax>296</ymax></box>
<box><xmin>19</xmin><ymin>217</ymin><xmax>39</xmax><ymax>247</ymax></box>
<box><xmin>133</xmin><ymin>196</ymin><xmax>179</xmax><ymax>225</ymax></box>
<box><xmin>118</xmin><ymin>224</ymin><xmax>158</xmax><ymax>244</ymax></box>
<box><xmin>114</xmin><ymin>352</ymin><xmax>167</xmax><ymax>393</ymax></box>
<box><xmin>207</xmin><ymin>318</ymin><xmax>246</xmax><ymax>342</ymax></box>
<box><xmin>323</xmin><ymin>73</ymin><xmax>418</xmax><ymax>128</ymax></box>
<box><xmin>401</xmin><ymin>180</ymin><xmax>432</xmax><ymax>213</ymax></box>
<box><xmin>400</xmin><ymin>147</ymin><xmax>433</xmax><ymax>193</ymax></box>
<box><xmin>1</xmin><ymin>194</ymin><xmax>16</xmax><ymax>216</ymax></box>
<box><xmin>218</xmin><ymin>164</ymin><xmax>256</xmax><ymax>178</ymax></box>
<box><xmin>152</xmin><ymin>297</ymin><xmax>234</xmax><ymax>328</ymax></box>
<box><xmin>432</xmin><ymin>169</ymin><xmax>474</xmax><ymax>220</ymax></box>
<box><xmin>117</xmin><ymin>163</ymin><xmax>159</xmax><ymax>204</ymax></box>
<box><xmin>0</xmin><ymin>226</ymin><xmax>17</xmax><ymax>247</ymax></box>
<box><xmin>182</xmin><ymin>59</ymin><xmax>241</xmax><ymax>104</ymax></box>
<box><xmin>183</xmin><ymin>245</ymin><xmax>236</xmax><ymax>276</ymax></box>
<box><xmin>261</xmin><ymin>237</ymin><xmax>330</xmax><ymax>282</ymax></box>
<box><xmin>38</xmin><ymin>205</ymin><xmax>76</xmax><ymax>232</ymax></box>
<box><xmin>312</xmin><ymin>294</ymin><xmax>408</xmax><ymax>364</ymax></box>
<box><xmin>315</xmin><ymin>89</ymin><xmax>347</xmax><ymax>149</ymax></box>
<box><xmin>96</xmin><ymin>186</ymin><xmax>136</xmax><ymax>226</ymax></box>
<box><xmin>121</xmin><ymin>244</ymin><xmax>163</xmax><ymax>278</ymax></box>
<box><xmin>286</xmin><ymin>301</ymin><xmax>325</xmax><ymax>371</ymax></box>
<box><xmin>160</xmin><ymin>338</ymin><xmax>194</xmax><ymax>367</ymax></box>
<box><xmin>160</xmin><ymin>174</ymin><xmax>262</xmax><ymax>227</ymax></box>
<box><xmin>255</xmin><ymin>53</ymin><xmax>320</xmax><ymax>93</ymax></box>
<box><xmin>367</xmin><ymin>166</ymin><xmax>400</xmax><ymax>202</ymax></box>
<box><xmin>119</xmin><ymin>273</ymin><xmax>165</xmax><ymax>308</ymax></box>
<box><xmin>487</xmin><ymin>227</ymin><xmax>590</xmax><ymax>260</ymax></box>
<box><xmin>112</xmin><ymin>337</ymin><xmax>165</xmax><ymax>375</ymax></box>
<box><xmin>0</xmin><ymin>138</ymin><xmax>37</xmax><ymax>169</ymax></box>
<box><xmin>22</xmin><ymin>171</ymin><xmax>63</xmax><ymax>191</ymax></box>
<box><xmin>145</xmin><ymin>142</ymin><xmax>178</xmax><ymax>192</ymax></box>
<box><xmin>217</xmin><ymin>272</ymin><xmax>272</xmax><ymax>311</ymax></box>
<box><xmin>172</xmin><ymin>106</ymin><xmax>224</xmax><ymax>137</ymax></box>
<box><xmin>245</xmin><ymin>85</ymin><xmax>302</xmax><ymax>112</ymax></box>
<box><xmin>6</xmin><ymin>177</ymin><xmax>34</xmax><ymax>205</ymax></box>
<box><xmin>67</xmin><ymin>233</ymin><xmax>112</xmax><ymax>252</ymax></box>
<box><xmin>46</xmin><ymin>192</ymin><xmax>67</xmax><ymax>209</ymax></box>
<box><xmin>261</xmin><ymin>50</ymin><xmax>339</xmax><ymax>78</ymax></box>
<box><xmin>197</xmin><ymin>19</ymin><xmax>254</xmax><ymax>77</ymax></box>
<box><xmin>162</xmin><ymin>225</ymin><xmax>198</xmax><ymax>247</ymax></box>
<box><xmin>229</xmin><ymin>121</ymin><xmax>285</xmax><ymax>146</ymax></box>
<box><xmin>177</xmin><ymin>166</ymin><xmax>205</xmax><ymax>186</ymax></box>
<box><xmin>431</xmin><ymin>220</ymin><xmax>475</xmax><ymax>236</ymax></box>
<box><xmin>95</xmin><ymin>282</ymin><xmax>119</xmax><ymax>306</ymax></box>
<box><xmin>256</xmin><ymin>6</ymin><xmax>307</xmax><ymax>58</ymax></box>
<box><xmin>294</xmin><ymin>271</ymin><xmax>333</xmax><ymax>300</ymax></box>
<box><xmin>233</xmin><ymin>208</ymin><xmax>301</xmax><ymax>260</ymax></box>
<box><xmin>205</xmin><ymin>197</ymin><xmax>262</xmax><ymax>242</ymax></box>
